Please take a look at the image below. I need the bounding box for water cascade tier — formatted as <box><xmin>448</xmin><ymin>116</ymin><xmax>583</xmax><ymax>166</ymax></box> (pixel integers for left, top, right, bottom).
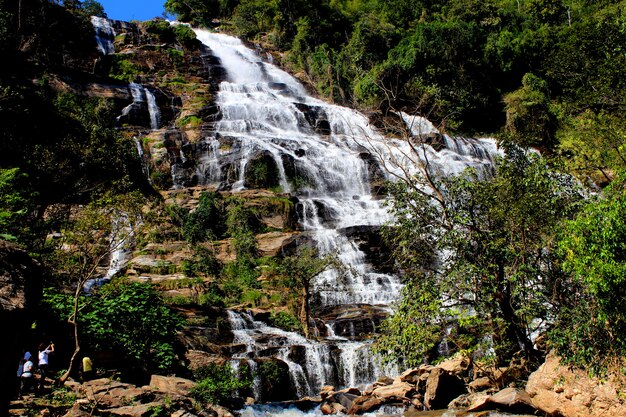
<box><xmin>167</xmin><ymin>29</ymin><xmax>502</xmax><ymax>400</ymax></box>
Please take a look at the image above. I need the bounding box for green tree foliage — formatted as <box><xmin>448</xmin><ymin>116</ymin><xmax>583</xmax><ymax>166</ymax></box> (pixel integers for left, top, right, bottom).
<box><xmin>373</xmin><ymin>273</ymin><xmax>444</xmax><ymax>367</ymax></box>
<box><xmin>45</xmin><ymin>279</ymin><xmax>184</xmax><ymax>377</ymax></box>
<box><xmin>274</xmin><ymin>246</ymin><xmax>333</xmax><ymax>337</ymax></box>
<box><xmin>504</xmin><ymin>73</ymin><xmax>556</xmax><ymax>148</ymax></box>
<box><xmin>0</xmin><ymin>168</ymin><xmax>36</xmax><ymax>242</ymax></box>
<box><xmin>190</xmin><ymin>363</ymin><xmax>251</xmax><ymax>406</ymax></box>
<box><xmin>552</xmin><ymin>173</ymin><xmax>626</xmax><ymax>371</ymax></box>
<box><xmin>378</xmin><ymin>149</ymin><xmax>582</xmax><ymax>366</ymax></box>
<box><xmin>166</xmin><ymin>191</ymin><xmax>227</xmax><ymax>244</ymax></box>
<box><xmin>557</xmin><ymin>110</ymin><xmax>626</xmax><ymax>186</ymax></box>
<box><xmin>45</xmin><ymin>192</ymin><xmax>145</xmax><ymax>381</ymax></box>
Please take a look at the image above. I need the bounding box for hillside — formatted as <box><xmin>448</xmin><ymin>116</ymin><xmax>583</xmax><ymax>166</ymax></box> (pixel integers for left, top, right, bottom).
<box><xmin>1</xmin><ymin>1</ymin><xmax>626</xmax><ymax>416</ymax></box>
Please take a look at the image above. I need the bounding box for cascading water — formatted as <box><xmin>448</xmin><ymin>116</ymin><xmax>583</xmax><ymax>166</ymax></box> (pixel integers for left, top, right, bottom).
<box><xmin>145</xmin><ymin>88</ymin><xmax>161</xmax><ymax>130</ymax></box>
<box><xmin>117</xmin><ymin>83</ymin><xmax>161</xmax><ymax>131</ymax></box>
<box><xmin>91</xmin><ymin>16</ymin><xmax>116</xmax><ymax>55</ymax></box>
<box><xmin>83</xmin><ymin>214</ymin><xmax>135</xmax><ymax>293</ymax></box>
<box><xmin>184</xmin><ymin>30</ymin><xmax>501</xmax><ymax>399</ymax></box>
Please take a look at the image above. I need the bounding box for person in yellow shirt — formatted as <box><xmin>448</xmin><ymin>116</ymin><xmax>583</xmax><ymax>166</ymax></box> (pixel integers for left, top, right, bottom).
<box><xmin>81</xmin><ymin>355</ymin><xmax>94</xmax><ymax>382</ymax></box>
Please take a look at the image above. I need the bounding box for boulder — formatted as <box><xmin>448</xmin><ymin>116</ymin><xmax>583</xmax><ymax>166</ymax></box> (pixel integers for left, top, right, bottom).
<box><xmin>147</xmin><ymin>375</ymin><xmax>196</xmax><ymax>397</ymax></box>
<box><xmin>424</xmin><ymin>368</ymin><xmax>467</xmax><ymax>410</ymax></box>
<box><xmin>320</xmin><ymin>401</ymin><xmax>346</xmax><ymax>415</ymax></box>
<box><xmin>334</xmin><ymin>392</ymin><xmax>359</xmax><ymax>410</ymax></box>
<box><xmin>347</xmin><ymin>395</ymin><xmax>386</xmax><ymax>414</ymax></box>
<box><xmin>207</xmin><ymin>404</ymin><xmax>235</xmax><ymax>417</ymax></box>
<box><xmin>257</xmin><ymin>232</ymin><xmax>299</xmax><ymax>257</ymax></box>
<box><xmin>82</xmin><ymin>379</ymin><xmax>147</xmax><ymax>409</ymax></box>
<box><xmin>61</xmin><ymin>404</ymin><xmax>91</xmax><ymax>417</ymax></box>
<box><xmin>320</xmin><ymin>385</ymin><xmax>335</xmax><ymax>400</ymax></box>
<box><xmin>468</xmin><ymin>376</ymin><xmax>493</xmax><ymax>393</ymax></box>
<box><xmin>104</xmin><ymin>402</ymin><xmax>163</xmax><ymax>417</ymax></box>
<box><xmin>526</xmin><ymin>352</ymin><xmax>626</xmax><ymax>417</ymax></box>
<box><xmin>467</xmin><ymin>387</ymin><xmax>536</xmax><ymax>414</ymax></box>
<box><xmin>398</xmin><ymin>367</ymin><xmax>430</xmax><ymax>385</ymax></box>
<box><xmin>437</xmin><ymin>353</ymin><xmax>471</xmax><ymax>375</ymax></box>
<box><xmin>448</xmin><ymin>392</ymin><xmax>490</xmax><ymax>410</ymax></box>
<box><xmin>371</xmin><ymin>381</ymin><xmax>414</xmax><ymax>399</ymax></box>
<box><xmin>375</xmin><ymin>376</ymin><xmax>395</xmax><ymax>386</ymax></box>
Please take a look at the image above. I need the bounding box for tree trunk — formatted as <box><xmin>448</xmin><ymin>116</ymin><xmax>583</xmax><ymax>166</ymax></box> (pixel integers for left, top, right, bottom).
<box><xmin>301</xmin><ymin>286</ymin><xmax>310</xmax><ymax>338</ymax></box>
<box><xmin>58</xmin><ymin>283</ymin><xmax>82</xmax><ymax>383</ymax></box>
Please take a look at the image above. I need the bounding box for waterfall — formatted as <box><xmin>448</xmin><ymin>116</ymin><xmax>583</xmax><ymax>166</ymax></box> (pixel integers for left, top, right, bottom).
<box><xmin>91</xmin><ymin>16</ymin><xmax>116</xmax><ymax>55</ymax></box>
<box><xmin>117</xmin><ymin>83</ymin><xmax>161</xmax><ymax>131</ymax></box>
<box><xmin>134</xmin><ymin>137</ymin><xmax>151</xmax><ymax>183</ymax></box>
<box><xmin>83</xmin><ymin>213</ymin><xmax>134</xmax><ymax>293</ymax></box>
<box><xmin>187</xmin><ymin>30</ymin><xmax>501</xmax><ymax>399</ymax></box>
<box><xmin>145</xmin><ymin>88</ymin><xmax>161</xmax><ymax>130</ymax></box>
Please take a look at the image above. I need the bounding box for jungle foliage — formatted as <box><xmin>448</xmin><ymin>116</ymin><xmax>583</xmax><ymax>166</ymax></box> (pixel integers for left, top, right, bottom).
<box><xmin>167</xmin><ymin>0</ymin><xmax>626</xmax><ymax>142</ymax></box>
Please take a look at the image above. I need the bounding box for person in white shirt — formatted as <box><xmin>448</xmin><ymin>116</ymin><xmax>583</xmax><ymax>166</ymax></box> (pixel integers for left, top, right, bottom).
<box><xmin>20</xmin><ymin>358</ymin><xmax>34</xmax><ymax>395</ymax></box>
<box><xmin>37</xmin><ymin>343</ymin><xmax>54</xmax><ymax>391</ymax></box>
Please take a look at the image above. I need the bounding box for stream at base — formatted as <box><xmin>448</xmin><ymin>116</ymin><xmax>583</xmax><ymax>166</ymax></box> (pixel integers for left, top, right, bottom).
<box><xmin>237</xmin><ymin>404</ymin><xmax>535</xmax><ymax>417</ymax></box>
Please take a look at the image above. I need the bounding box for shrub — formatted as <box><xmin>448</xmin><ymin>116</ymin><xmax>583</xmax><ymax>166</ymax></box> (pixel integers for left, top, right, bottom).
<box><xmin>190</xmin><ymin>363</ymin><xmax>251</xmax><ymax>406</ymax></box>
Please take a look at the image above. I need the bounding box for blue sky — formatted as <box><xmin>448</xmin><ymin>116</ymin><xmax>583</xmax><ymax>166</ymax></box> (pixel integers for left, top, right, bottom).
<box><xmin>98</xmin><ymin>0</ymin><xmax>168</xmax><ymax>22</ymax></box>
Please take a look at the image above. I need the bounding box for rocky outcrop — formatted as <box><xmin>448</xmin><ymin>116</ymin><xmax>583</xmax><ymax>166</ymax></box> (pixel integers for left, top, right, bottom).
<box><xmin>319</xmin><ymin>358</ymin><xmax>468</xmax><ymax>414</ymax></box>
<box><xmin>0</xmin><ymin>241</ymin><xmax>39</xmax><ymax>415</ymax></box>
<box><xmin>423</xmin><ymin>367</ymin><xmax>466</xmax><ymax>409</ymax></box>
<box><xmin>34</xmin><ymin>375</ymin><xmax>218</xmax><ymax>417</ymax></box>
<box><xmin>526</xmin><ymin>352</ymin><xmax>626</xmax><ymax>417</ymax></box>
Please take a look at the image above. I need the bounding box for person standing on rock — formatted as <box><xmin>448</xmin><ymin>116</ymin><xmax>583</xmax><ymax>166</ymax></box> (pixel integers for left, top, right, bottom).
<box><xmin>37</xmin><ymin>342</ymin><xmax>54</xmax><ymax>391</ymax></box>
<box><xmin>81</xmin><ymin>355</ymin><xmax>94</xmax><ymax>382</ymax></box>
<box><xmin>20</xmin><ymin>356</ymin><xmax>35</xmax><ymax>396</ymax></box>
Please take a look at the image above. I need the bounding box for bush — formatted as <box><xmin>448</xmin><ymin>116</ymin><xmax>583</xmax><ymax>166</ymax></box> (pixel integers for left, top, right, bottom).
<box><xmin>190</xmin><ymin>363</ymin><xmax>251</xmax><ymax>406</ymax></box>
<box><xmin>268</xmin><ymin>311</ymin><xmax>302</xmax><ymax>332</ymax></box>
<box><xmin>44</xmin><ymin>279</ymin><xmax>184</xmax><ymax>376</ymax></box>
<box><xmin>173</xmin><ymin>24</ymin><xmax>199</xmax><ymax>48</ymax></box>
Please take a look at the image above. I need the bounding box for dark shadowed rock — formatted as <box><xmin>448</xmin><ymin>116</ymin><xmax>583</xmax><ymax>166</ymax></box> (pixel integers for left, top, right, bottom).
<box><xmin>0</xmin><ymin>241</ymin><xmax>39</xmax><ymax>415</ymax></box>
<box><xmin>424</xmin><ymin>368</ymin><xmax>467</xmax><ymax>410</ymax></box>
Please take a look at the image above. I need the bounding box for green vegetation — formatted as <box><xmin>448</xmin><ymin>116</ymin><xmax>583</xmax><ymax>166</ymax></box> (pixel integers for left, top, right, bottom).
<box><xmin>552</xmin><ymin>173</ymin><xmax>626</xmax><ymax>372</ymax></box>
<box><xmin>0</xmin><ymin>0</ymin><xmax>624</xmax><ymax>398</ymax></box>
<box><xmin>44</xmin><ymin>279</ymin><xmax>184</xmax><ymax>377</ymax></box>
<box><xmin>375</xmin><ymin>149</ymin><xmax>583</xmax><ymax>368</ymax></box>
<box><xmin>272</xmin><ymin>246</ymin><xmax>334</xmax><ymax>337</ymax></box>
<box><xmin>190</xmin><ymin>363</ymin><xmax>251</xmax><ymax>406</ymax></box>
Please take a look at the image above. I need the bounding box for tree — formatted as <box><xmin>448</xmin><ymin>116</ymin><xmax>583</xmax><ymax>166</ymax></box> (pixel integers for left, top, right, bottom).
<box><xmin>0</xmin><ymin>167</ymin><xmax>36</xmax><ymax>242</ymax></box>
<box><xmin>44</xmin><ymin>279</ymin><xmax>184</xmax><ymax>379</ymax></box>
<box><xmin>275</xmin><ymin>246</ymin><xmax>334</xmax><ymax>338</ymax></box>
<box><xmin>557</xmin><ymin>110</ymin><xmax>626</xmax><ymax>186</ymax></box>
<box><xmin>503</xmin><ymin>73</ymin><xmax>556</xmax><ymax>149</ymax></box>
<box><xmin>553</xmin><ymin>172</ymin><xmax>626</xmax><ymax>371</ymax></box>
<box><xmin>377</xmin><ymin>148</ymin><xmax>582</xmax><ymax>367</ymax></box>
<box><xmin>46</xmin><ymin>192</ymin><xmax>144</xmax><ymax>382</ymax></box>
<box><xmin>190</xmin><ymin>363</ymin><xmax>251</xmax><ymax>406</ymax></box>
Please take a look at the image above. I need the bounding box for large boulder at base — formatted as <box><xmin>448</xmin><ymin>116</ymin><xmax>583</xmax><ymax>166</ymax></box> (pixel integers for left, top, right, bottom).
<box><xmin>371</xmin><ymin>381</ymin><xmax>415</xmax><ymax>399</ymax></box>
<box><xmin>424</xmin><ymin>368</ymin><xmax>467</xmax><ymax>409</ymax></box>
<box><xmin>104</xmin><ymin>402</ymin><xmax>163</xmax><ymax>417</ymax></box>
<box><xmin>526</xmin><ymin>352</ymin><xmax>626</xmax><ymax>417</ymax></box>
<box><xmin>147</xmin><ymin>375</ymin><xmax>196</xmax><ymax>397</ymax></box>
<box><xmin>467</xmin><ymin>387</ymin><xmax>536</xmax><ymax>414</ymax></box>
<box><xmin>347</xmin><ymin>395</ymin><xmax>386</xmax><ymax>414</ymax></box>
<box><xmin>81</xmin><ymin>378</ymin><xmax>148</xmax><ymax>409</ymax></box>
<box><xmin>437</xmin><ymin>353</ymin><xmax>471</xmax><ymax>375</ymax></box>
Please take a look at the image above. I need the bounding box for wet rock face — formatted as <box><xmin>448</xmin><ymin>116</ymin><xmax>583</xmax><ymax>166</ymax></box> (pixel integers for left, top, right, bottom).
<box><xmin>256</xmin><ymin>358</ymin><xmax>297</xmax><ymax>402</ymax></box>
<box><xmin>0</xmin><ymin>241</ymin><xmax>39</xmax><ymax>415</ymax></box>
<box><xmin>244</xmin><ymin>152</ymin><xmax>281</xmax><ymax>189</ymax></box>
<box><xmin>340</xmin><ymin>226</ymin><xmax>394</xmax><ymax>273</ymax></box>
<box><xmin>316</xmin><ymin>305</ymin><xmax>389</xmax><ymax>341</ymax></box>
